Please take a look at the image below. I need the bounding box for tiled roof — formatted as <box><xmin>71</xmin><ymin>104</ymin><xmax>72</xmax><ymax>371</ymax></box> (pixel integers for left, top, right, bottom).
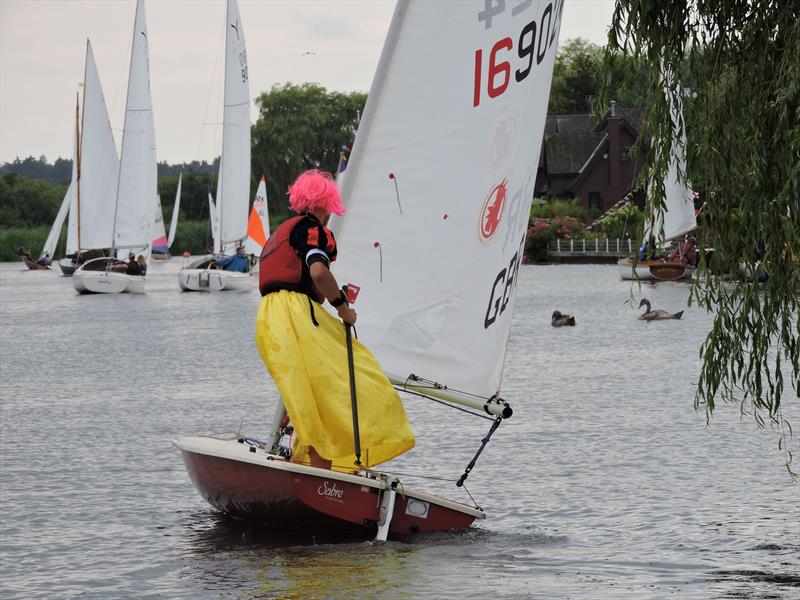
<box><xmin>545</xmin><ymin>132</ymin><xmax>607</xmax><ymax>175</ymax></box>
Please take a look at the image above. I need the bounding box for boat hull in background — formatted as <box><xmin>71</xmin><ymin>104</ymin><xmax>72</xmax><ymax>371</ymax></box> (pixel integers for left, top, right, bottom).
<box><xmin>177</xmin><ymin>268</ymin><xmax>253</xmax><ymax>292</ymax></box>
<box><xmin>174</xmin><ymin>435</ymin><xmax>483</xmax><ymax>538</ymax></box>
<box><xmin>73</xmin><ymin>258</ymin><xmax>145</xmax><ymax>294</ymax></box>
<box><xmin>649</xmin><ymin>262</ymin><xmax>694</xmax><ymax>281</ymax></box>
<box><xmin>59</xmin><ymin>258</ymin><xmax>77</xmax><ymax>276</ymax></box>
<box><xmin>617</xmin><ymin>257</ymin><xmax>654</xmax><ymax>281</ymax></box>
<box><xmin>22</xmin><ymin>257</ymin><xmax>51</xmax><ymax>270</ymax></box>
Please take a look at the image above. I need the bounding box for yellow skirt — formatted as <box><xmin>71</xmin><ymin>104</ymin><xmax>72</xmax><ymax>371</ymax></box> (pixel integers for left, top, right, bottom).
<box><xmin>255</xmin><ymin>290</ymin><xmax>415</xmax><ymax>469</ymax></box>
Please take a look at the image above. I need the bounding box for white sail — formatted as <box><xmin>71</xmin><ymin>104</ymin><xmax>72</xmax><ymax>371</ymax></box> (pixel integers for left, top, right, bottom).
<box><xmin>52</xmin><ymin>102</ymin><xmax>79</xmax><ymax>257</ymax></box>
<box><xmin>330</xmin><ymin>0</ymin><xmax>562</xmax><ymax>404</ymax></box>
<box><xmin>216</xmin><ymin>0</ymin><xmax>251</xmax><ymax>250</ymax></box>
<box><xmin>167</xmin><ymin>173</ymin><xmax>182</xmax><ymax>247</ymax></box>
<box><xmin>152</xmin><ymin>193</ymin><xmax>167</xmax><ymax>252</ymax></box>
<box><xmin>644</xmin><ymin>82</ymin><xmax>697</xmax><ymax>243</ymax></box>
<box><xmin>77</xmin><ymin>41</ymin><xmax>119</xmax><ymax>251</ymax></box>
<box><xmin>243</xmin><ymin>175</ymin><xmax>269</xmax><ymax>255</ymax></box>
<box><xmin>208</xmin><ymin>191</ymin><xmax>219</xmax><ymax>248</ymax></box>
<box><xmin>114</xmin><ymin>0</ymin><xmax>157</xmax><ymax>255</ymax></box>
<box><xmin>43</xmin><ymin>182</ymin><xmax>72</xmax><ymax>258</ymax></box>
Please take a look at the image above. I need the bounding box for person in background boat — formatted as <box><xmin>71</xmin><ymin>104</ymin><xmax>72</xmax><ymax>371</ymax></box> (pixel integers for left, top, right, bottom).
<box><xmin>214</xmin><ymin>245</ymin><xmax>250</xmax><ymax>272</ymax></box>
<box><xmin>639</xmin><ymin>234</ymin><xmax>657</xmax><ymax>261</ymax></box>
<box><xmin>36</xmin><ymin>252</ymin><xmax>52</xmax><ymax>266</ymax></box>
<box><xmin>667</xmin><ymin>236</ymin><xmax>697</xmax><ymax>266</ymax></box>
<box><xmin>255</xmin><ymin>169</ymin><xmax>414</xmax><ymax>471</ymax></box>
<box><xmin>17</xmin><ymin>246</ymin><xmax>31</xmax><ymax>260</ymax></box>
<box><xmin>136</xmin><ymin>255</ymin><xmax>147</xmax><ymax>276</ymax></box>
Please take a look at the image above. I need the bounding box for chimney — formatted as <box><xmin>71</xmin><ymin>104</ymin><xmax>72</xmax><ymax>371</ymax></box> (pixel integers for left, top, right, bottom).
<box><xmin>610</xmin><ymin>100</ymin><xmax>616</xmax><ymax>117</ymax></box>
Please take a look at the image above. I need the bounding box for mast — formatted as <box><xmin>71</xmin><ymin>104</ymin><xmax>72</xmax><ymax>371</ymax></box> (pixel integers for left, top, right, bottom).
<box><xmin>74</xmin><ymin>90</ymin><xmax>82</xmax><ymax>254</ymax></box>
<box><xmin>110</xmin><ymin>2</ymin><xmax>141</xmax><ymax>256</ymax></box>
<box><xmin>77</xmin><ymin>41</ymin><xmax>89</xmax><ymax>253</ymax></box>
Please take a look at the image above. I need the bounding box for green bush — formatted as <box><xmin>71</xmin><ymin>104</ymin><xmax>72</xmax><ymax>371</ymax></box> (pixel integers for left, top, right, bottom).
<box><xmin>170</xmin><ymin>220</ymin><xmax>213</xmax><ymax>256</ymax></box>
<box><xmin>0</xmin><ymin>226</ymin><xmax>65</xmax><ymax>261</ymax></box>
<box><xmin>530</xmin><ymin>199</ymin><xmax>591</xmax><ymax>222</ymax></box>
<box><xmin>597</xmin><ymin>202</ymin><xmax>643</xmax><ymax>239</ymax></box>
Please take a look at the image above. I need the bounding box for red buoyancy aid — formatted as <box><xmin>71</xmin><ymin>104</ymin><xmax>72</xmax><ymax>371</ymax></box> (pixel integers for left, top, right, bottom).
<box><xmin>258</xmin><ymin>215</ymin><xmax>324</xmax><ymax>302</ymax></box>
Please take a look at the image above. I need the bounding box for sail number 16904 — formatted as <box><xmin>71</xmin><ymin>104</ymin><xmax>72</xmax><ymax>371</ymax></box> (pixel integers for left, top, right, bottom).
<box><xmin>472</xmin><ymin>0</ymin><xmax>563</xmax><ymax>108</ymax></box>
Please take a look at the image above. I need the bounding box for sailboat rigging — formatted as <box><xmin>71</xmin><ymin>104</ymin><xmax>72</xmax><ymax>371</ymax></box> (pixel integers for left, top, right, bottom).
<box><xmin>177</xmin><ymin>0</ymin><xmax>253</xmax><ymax>292</ymax></box>
<box><xmin>58</xmin><ymin>41</ymin><xmax>119</xmax><ymax>277</ymax></box>
<box><xmin>175</xmin><ymin>0</ymin><xmax>562</xmax><ymax>539</ymax></box>
<box><xmin>73</xmin><ymin>0</ymin><xmax>157</xmax><ymax>294</ymax></box>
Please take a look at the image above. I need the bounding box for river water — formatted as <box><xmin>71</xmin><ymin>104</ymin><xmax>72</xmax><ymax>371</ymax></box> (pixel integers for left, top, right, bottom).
<box><xmin>1</xmin><ymin>260</ymin><xmax>797</xmax><ymax>599</ymax></box>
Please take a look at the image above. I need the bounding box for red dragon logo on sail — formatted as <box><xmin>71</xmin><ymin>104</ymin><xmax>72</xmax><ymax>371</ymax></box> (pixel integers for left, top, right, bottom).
<box><xmin>480</xmin><ymin>178</ymin><xmax>508</xmax><ymax>241</ymax></box>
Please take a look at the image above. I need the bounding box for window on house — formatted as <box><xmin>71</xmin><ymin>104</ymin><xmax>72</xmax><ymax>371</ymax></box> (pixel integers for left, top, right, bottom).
<box><xmin>621</xmin><ymin>146</ymin><xmax>631</xmax><ymax>162</ymax></box>
<box><xmin>588</xmin><ymin>192</ymin><xmax>601</xmax><ymax>210</ymax></box>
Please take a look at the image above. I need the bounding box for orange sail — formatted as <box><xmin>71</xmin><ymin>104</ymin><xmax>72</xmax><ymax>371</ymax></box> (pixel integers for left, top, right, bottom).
<box><xmin>245</xmin><ymin>175</ymin><xmax>270</xmax><ymax>254</ymax></box>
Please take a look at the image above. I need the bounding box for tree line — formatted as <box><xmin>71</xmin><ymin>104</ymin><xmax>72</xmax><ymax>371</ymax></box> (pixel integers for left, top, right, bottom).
<box><xmin>1</xmin><ymin>38</ymin><xmax>650</xmax><ymax>232</ymax></box>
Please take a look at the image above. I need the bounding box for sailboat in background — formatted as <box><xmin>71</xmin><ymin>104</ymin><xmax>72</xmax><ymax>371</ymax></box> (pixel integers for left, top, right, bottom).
<box><xmin>175</xmin><ymin>0</ymin><xmax>561</xmax><ymax>538</ymax></box>
<box><xmin>58</xmin><ymin>42</ymin><xmax>120</xmax><ymax>277</ymax></box>
<box><xmin>178</xmin><ymin>0</ymin><xmax>252</xmax><ymax>292</ymax></box>
<box><xmin>152</xmin><ymin>173</ymin><xmax>182</xmax><ymax>259</ymax></box>
<box><xmin>74</xmin><ymin>0</ymin><xmax>157</xmax><ymax>294</ymax></box>
<box><xmin>243</xmin><ymin>175</ymin><xmax>270</xmax><ymax>256</ymax></box>
<box><xmin>21</xmin><ymin>103</ymin><xmax>76</xmax><ymax>271</ymax></box>
<box><xmin>618</xmin><ymin>82</ymin><xmax>697</xmax><ymax>281</ymax></box>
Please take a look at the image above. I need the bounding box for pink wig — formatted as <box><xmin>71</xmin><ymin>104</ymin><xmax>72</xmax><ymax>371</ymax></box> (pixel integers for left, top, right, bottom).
<box><xmin>288</xmin><ymin>169</ymin><xmax>345</xmax><ymax>216</ymax></box>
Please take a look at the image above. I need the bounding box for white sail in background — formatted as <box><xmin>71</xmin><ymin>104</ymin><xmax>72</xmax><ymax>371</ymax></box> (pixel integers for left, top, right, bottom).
<box><xmin>152</xmin><ymin>193</ymin><xmax>167</xmax><ymax>252</ymax></box>
<box><xmin>331</xmin><ymin>0</ymin><xmax>562</xmax><ymax>402</ymax></box>
<box><xmin>644</xmin><ymin>80</ymin><xmax>697</xmax><ymax>243</ymax></box>
<box><xmin>167</xmin><ymin>173</ymin><xmax>182</xmax><ymax>247</ymax></box>
<box><xmin>216</xmin><ymin>0</ymin><xmax>251</xmax><ymax>251</ymax></box>
<box><xmin>43</xmin><ymin>182</ymin><xmax>73</xmax><ymax>258</ymax></box>
<box><xmin>114</xmin><ymin>0</ymin><xmax>157</xmax><ymax>256</ymax></box>
<box><xmin>77</xmin><ymin>41</ymin><xmax>119</xmax><ymax>251</ymax></box>
<box><xmin>209</xmin><ymin>191</ymin><xmax>219</xmax><ymax>249</ymax></box>
<box><xmin>52</xmin><ymin>101</ymin><xmax>79</xmax><ymax>257</ymax></box>
<box><xmin>243</xmin><ymin>175</ymin><xmax>269</xmax><ymax>255</ymax></box>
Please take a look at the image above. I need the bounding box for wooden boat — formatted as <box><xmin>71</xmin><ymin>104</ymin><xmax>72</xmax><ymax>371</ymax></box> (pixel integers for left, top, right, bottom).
<box><xmin>649</xmin><ymin>261</ymin><xmax>694</xmax><ymax>281</ymax></box>
<box><xmin>176</xmin><ymin>0</ymin><xmax>561</xmax><ymax>539</ymax></box>
<box><xmin>618</xmin><ymin>257</ymin><xmax>656</xmax><ymax>280</ymax></box>
<box><xmin>23</xmin><ymin>256</ymin><xmax>52</xmax><ymax>270</ymax></box>
<box><xmin>625</xmin><ymin>72</ymin><xmax>697</xmax><ymax>281</ymax></box>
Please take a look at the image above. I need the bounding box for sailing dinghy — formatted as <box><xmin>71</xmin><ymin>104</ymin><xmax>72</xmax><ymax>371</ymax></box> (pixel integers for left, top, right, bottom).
<box><xmin>74</xmin><ymin>0</ymin><xmax>157</xmax><ymax>294</ymax></box>
<box><xmin>619</xmin><ymin>79</ymin><xmax>697</xmax><ymax>281</ymax></box>
<box><xmin>58</xmin><ymin>42</ymin><xmax>119</xmax><ymax>277</ymax></box>
<box><xmin>151</xmin><ymin>175</ymin><xmax>181</xmax><ymax>259</ymax></box>
<box><xmin>243</xmin><ymin>175</ymin><xmax>270</xmax><ymax>257</ymax></box>
<box><xmin>175</xmin><ymin>0</ymin><xmax>562</xmax><ymax>538</ymax></box>
<box><xmin>178</xmin><ymin>0</ymin><xmax>253</xmax><ymax>292</ymax></box>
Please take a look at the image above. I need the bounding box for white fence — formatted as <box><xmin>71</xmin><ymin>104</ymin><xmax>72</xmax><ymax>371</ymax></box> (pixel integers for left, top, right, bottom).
<box><xmin>547</xmin><ymin>238</ymin><xmax>634</xmax><ymax>258</ymax></box>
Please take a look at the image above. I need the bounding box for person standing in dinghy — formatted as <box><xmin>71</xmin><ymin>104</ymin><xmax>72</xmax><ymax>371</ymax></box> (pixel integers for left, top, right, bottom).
<box><xmin>255</xmin><ymin>169</ymin><xmax>414</xmax><ymax>471</ymax></box>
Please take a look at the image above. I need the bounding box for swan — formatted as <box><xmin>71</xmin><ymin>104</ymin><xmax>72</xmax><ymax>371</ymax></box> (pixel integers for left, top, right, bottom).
<box><xmin>638</xmin><ymin>298</ymin><xmax>683</xmax><ymax>321</ymax></box>
<box><xmin>551</xmin><ymin>310</ymin><xmax>576</xmax><ymax>327</ymax></box>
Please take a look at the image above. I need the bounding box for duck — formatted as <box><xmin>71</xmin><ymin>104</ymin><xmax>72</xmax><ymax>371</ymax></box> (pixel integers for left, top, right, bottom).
<box><xmin>551</xmin><ymin>310</ymin><xmax>576</xmax><ymax>327</ymax></box>
<box><xmin>638</xmin><ymin>298</ymin><xmax>683</xmax><ymax>321</ymax></box>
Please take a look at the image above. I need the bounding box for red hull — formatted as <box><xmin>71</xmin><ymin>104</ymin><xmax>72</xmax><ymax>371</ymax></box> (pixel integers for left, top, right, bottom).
<box><xmin>176</xmin><ymin>436</ymin><xmax>482</xmax><ymax>538</ymax></box>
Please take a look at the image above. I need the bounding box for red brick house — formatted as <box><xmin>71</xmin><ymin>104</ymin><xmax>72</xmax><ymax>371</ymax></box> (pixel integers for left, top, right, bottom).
<box><xmin>535</xmin><ymin>103</ymin><xmax>649</xmax><ymax>213</ymax></box>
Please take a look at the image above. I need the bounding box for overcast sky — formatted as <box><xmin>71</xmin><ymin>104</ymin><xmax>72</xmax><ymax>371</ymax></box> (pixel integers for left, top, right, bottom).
<box><xmin>0</xmin><ymin>0</ymin><xmax>615</xmax><ymax>164</ymax></box>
